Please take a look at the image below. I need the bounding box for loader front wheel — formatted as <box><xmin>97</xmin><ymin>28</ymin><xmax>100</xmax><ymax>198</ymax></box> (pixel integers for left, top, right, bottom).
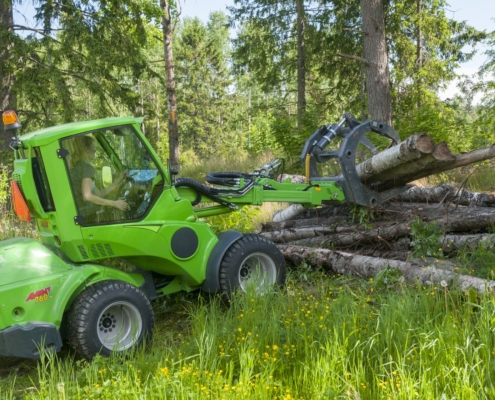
<box><xmin>68</xmin><ymin>280</ymin><xmax>154</xmax><ymax>359</ymax></box>
<box><xmin>219</xmin><ymin>234</ymin><xmax>286</xmax><ymax>297</ymax></box>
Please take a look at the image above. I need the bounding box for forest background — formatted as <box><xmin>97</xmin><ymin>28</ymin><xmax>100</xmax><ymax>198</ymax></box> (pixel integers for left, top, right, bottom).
<box><xmin>1</xmin><ymin>0</ymin><xmax>495</xmax><ymax>175</ymax></box>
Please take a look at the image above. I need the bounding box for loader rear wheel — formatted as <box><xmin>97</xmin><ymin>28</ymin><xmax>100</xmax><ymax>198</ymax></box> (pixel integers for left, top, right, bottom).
<box><xmin>68</xmin><ymin>280</ymin><xmax>154</xmax><ymax>359</ymax></box>
<box><xmin>219</xmin><ymin>234</ymin><xmax>286</xmax><ymax>297</ymax></box>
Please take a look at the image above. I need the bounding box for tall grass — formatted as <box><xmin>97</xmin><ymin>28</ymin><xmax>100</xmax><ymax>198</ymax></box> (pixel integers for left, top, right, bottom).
<box><xmin>2</xmin><ymin>271</ymin><xmax>494</xmax><ymax>399</ymax></box>
<box><xmin>3</xmin><ymin>156</ymin><xmax>495</xmax><ymax>399</ymax></box>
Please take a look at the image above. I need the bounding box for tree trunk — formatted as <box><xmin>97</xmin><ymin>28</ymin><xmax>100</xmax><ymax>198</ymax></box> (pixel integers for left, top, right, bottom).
<box><xmin>416</xmin><ymin>0</ymin><xmax>423</xmax><ymax>108</ymax></box>
<box><xmin>0</xmin><ymin>0</ymin><xmax>15</xmax><ymax>157</ymax></box>
<box><xmin>360</xmin><ymin>0</ymin><xmax>392</xmax><ymax>126</ymax></box>
<box><xmin>296</xmin><ymin>0</ymin><xmax>306</xmax><ymax>127</ymax></box>
<box><xmin>161</xmin><ymin>0</ymin><xmax>180</xmax><ymax>169</ymax></box>
<box><xmin>278</xmin><ymin>245</ymin><xmax>495</xmax><ymax>293</ymax></box>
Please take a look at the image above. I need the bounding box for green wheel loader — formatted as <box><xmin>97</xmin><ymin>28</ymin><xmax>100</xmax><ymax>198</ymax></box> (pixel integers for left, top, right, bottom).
<box><xmin>0</xmin><ymin>110</ymin><xmax>404</xmax><ymax>359</ymax></box>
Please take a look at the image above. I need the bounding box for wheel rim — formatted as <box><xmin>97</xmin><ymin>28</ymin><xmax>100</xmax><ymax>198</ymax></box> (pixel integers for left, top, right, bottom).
<box><xmin>238</xmin><ymin>252</ymin><xmax>277</xmax><ymax>293</ymax></box>
<box><xmin>97</xmin><ymin>301</ymin><xmax>143</xmax><ymax>351</ymax></box>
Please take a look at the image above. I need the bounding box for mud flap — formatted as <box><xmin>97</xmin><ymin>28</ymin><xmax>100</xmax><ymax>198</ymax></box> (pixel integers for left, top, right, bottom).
<box><xmin>201</xmin><ymin>230</ymin><xmax>243</xmax><ymax>293</ymax></box>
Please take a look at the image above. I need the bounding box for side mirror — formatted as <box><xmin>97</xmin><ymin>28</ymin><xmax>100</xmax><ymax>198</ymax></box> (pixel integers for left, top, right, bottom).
<box><xmin>102</xmin><ymin>166</ymin><xmax>112</xmax><ymax>188</ymax></box>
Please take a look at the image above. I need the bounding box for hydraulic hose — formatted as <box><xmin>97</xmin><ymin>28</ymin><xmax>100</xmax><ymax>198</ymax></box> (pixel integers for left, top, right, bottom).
<box><xmin>174</xmin><ymin>178</ymin><xmax>237</xmax><ymax>209</ymax></box>
<box><xmin>206</xmin><ymin>171</ymin><xmax>253</xmax><ymax>187</ymax></box>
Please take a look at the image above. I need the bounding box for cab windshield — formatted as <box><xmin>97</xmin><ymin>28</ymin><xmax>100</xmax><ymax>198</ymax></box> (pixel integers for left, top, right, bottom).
<box><xmin>62</xmin><ymin>125</ymin><xmax>163</xmax><ymax>225</ymax></box>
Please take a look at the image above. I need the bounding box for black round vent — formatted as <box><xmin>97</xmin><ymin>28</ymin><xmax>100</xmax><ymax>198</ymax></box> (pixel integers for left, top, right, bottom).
<box><xmin>171</xmin><ymin>228</ymin><xmax>199</xmax><ymax>259</ymax></box>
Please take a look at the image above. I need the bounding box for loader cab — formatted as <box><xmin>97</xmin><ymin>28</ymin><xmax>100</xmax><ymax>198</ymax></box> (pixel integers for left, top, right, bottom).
<box><xmin>60</xmin><ymin>125</ymin><xmax>164</xmax><ymax>226</ymax></box>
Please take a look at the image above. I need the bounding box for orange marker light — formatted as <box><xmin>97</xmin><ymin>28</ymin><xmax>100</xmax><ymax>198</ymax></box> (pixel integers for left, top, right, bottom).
<box><xmin>2</xmin><ymin>110</ymin><xmax>22</xmax><ymax>132</ymax></box>
<box><xmin>2</xmin><ymin>110</ymin><xmax>19</xmax><ymax>125</ymax></box>
<box><xmin>10</xmin><ymin>180</ymin><xmax>31</xmax><ymax>222</ymax></box>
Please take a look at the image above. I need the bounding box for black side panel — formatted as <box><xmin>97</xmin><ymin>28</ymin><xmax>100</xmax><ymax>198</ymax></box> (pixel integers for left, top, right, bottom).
<box><xmin>201</xmin><ymin>230</ymin><xmax>243</xmax><ymax>293</ymax></box>
<box><xmin>32</xmin><ymin>148</ymin><xmax>55</xmax><ymax>212</ymax></box>
<box><xmin>0</xmin><ymin>322</ymin><xmax>62</xmax><ymax>359</ymax></box>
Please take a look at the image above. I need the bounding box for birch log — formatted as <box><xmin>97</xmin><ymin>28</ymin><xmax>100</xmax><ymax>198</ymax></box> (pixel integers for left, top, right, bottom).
<box><xmin>262</xmin><ymin>221</ymin><xmax>397</xmax><ymax>243</ymax></box>
<box><xmin>262</xmin><ymin>213</ymin><xmax>349</xmax><ymax>232</ymax></box>
<box><xmin>365</xmin><ymin>142</ymin><xmax>455</xmax><ymax>185</ymax></box>
<box><xmin>275</xmin><ymin>222</ymin><xmax>411</xmax><ymax>247</ymax></box>
<box><xmin>397</xmin><ymin>184</ymin><xmax>495</xmax><ymax>207</ymax></box>
<box><xmin>357</xmin><ymin>133</ymin><xmax>435</xmax><ymax>182</ymax></box>
<box><xmin>272</xmin><ymin>204</ymin><xmax>306</xmax><ymax>222</ymax></box>
<box><xmin>377</xmin><ymin>145</ymin><xmax>495</xmax><ymax>191</ymax></box>
<box><xmin>278</xmin><ymin>245</ymin><xmax>495</xmax><ymax>293</ymax></box>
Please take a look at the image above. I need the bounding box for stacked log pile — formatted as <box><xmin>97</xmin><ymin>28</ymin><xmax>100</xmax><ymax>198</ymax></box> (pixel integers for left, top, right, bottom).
<box><xmin>264</xmin><ymin>136</ymin><xmax>495</xmax><ymax>293</ymax></box>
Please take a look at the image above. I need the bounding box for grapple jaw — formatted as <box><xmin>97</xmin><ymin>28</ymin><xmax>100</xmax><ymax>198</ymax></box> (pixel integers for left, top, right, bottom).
<box><xmin>301</xmin><ymin>114</ymin><xmax>408</xmax><ymax>207</ymax></box>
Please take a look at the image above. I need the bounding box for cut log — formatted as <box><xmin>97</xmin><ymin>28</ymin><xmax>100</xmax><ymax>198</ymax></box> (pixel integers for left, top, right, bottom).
<box><xmin>272</xmin><ymin>204</ymin><xmax>306</xmax><ymax>222</ymax></box>
<box><xmin>283</xmin><ymin>222</ymin><xmax>411</xmax><ymax>247</ymax></box>
<box><xmin>441</xmin><ymin>233</ymin><xmax>495</xmax><ymax>253</ymax></box>
<box><xmin>365</xmin><ymin>142</ymin><xmax>455</xmax><ymax>185</ymax></box>
<box><xmin>376</xmin><ymin>145</ymin><xmax>495</xmax><ymax>191</ymax></box>
<box><xmin>397</xmin><ymin>184</ymin><xmax>495</xmax><ymax>207</ymax></box>
<box><xmin>262</xmin><ymin>213</ymin><xmax>350</xmax><ymax>232</ymax></box>
<box><xmin>356</xmin><ymin>133</ymin><xmax>435</xmax><ymax>182</ymax></box>
<box><xmin>262</xmin><ymin>220</ymin><xmax>396</xmax><ymax>243</ymax></box>
<box><xmin>278</xmin><ymin>244</ymin><xmax>495</xmax><ymax>293</ymax></box>
<box><xmin>280</xmin><ymin>174</ymin><xmax>307</xmax><ymax>184</ymax></box>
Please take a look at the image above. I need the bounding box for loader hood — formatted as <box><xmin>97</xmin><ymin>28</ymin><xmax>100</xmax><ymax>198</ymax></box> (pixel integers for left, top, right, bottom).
<box><xmin>0</xmin><ymin>238</ymin><xmax>72</xmax><ymax>287</ymax></box>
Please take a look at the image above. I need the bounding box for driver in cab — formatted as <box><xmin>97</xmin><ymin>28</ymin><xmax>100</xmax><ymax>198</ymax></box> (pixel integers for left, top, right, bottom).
<box><xmin>70</xmin><ymin>135</ymin><xmax>128</xmax><ymax>217</ymax></box>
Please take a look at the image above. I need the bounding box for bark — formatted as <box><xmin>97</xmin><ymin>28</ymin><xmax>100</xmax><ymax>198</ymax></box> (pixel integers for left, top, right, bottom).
<box><xmin>366</xmin><ymin>142</ymin><xmax>455</xmax><ymax>185</ymax></box>
<box><xmin>360</xmin><ymin>59</ymin><xmax>367</xmax><ymax>121</ymax></box>
<box><xmin>416</xmin><ymin>0</ymin><xmax>423</xmax><ymax>108</ymax></box>
<box><xmin>296</xmin><ymin>0</ymin><xmax>306</xmax><ymax>126</ymax></box>
<box><xmin>360</xmin><ymin>0</ymin><xmax>392</xmax><ymax>126</ymax></box>
<box><xmin>357</xmin><ymin>133</ymin><xmax>435</xmax><ymax>183</ymax></box>
<box><xmin>397</xmin><ymin>184</ymin><xmax>495</xmax><ymax>207</ymax></box>
<box><xmin>395</xmin><ymin>202</ymin><xmax>495</xmax><ymax>227</ymax></box>
<box><xmin>289</xmin><ymin>222</ymin><xmax>411</xmax><ymax>247</ymax></box>
<box><xmin>263</xmin><ymin>220</ymin><xmax>394</xmax><ymax>242</ymax></box>
<box><xmin>0</xmin><ymin>0</ymin><xmax>15</xmax><ymax>156</ymax></box>
<box><xmin>357</xmin><ymin>249</ymin><xmax>409</xmax><ymax>260</ymax></box>
<box><xmin>272</xmin><ymin>204</ymin><xmax>306</xmax><ymax>222</ymax></box>
<box><xmin>278</xmin><ymin>245</ymin><xmax>495</xmax><ymax>293</ymax></box>
<box><xmin>376</xmin><ymin>145</ymin><xmax>495</xmax><ymax>191</ymax></box>
<box><xmin>262</xmin><ymin>213</ymin><xmax>350</xmax><ymax>232</ymax></box>
<box><xmin>441</xmin><ymin>233</ymin><xmax>495</xmax><ymax>253</ymax></box>
<box><xmin>161</xmin><ymin>0</ymin><xmax>180</xmax><ymax>169</ymax></box>
<box><xmin>280</xmin><ymin>174</ymin><xmax>307</xmax><ymax>184</ymax></box>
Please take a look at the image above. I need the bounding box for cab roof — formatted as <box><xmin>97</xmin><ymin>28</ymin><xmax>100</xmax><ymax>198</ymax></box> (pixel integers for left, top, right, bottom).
<box><xmin>20</xmin><ymin>116</ymin><xmax>143</xmax><ymax>146</ymax></box>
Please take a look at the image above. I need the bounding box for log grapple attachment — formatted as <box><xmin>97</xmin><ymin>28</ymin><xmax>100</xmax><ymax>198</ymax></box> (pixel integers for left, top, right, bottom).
<box><xmin>299</xmin><ymin>113</ymin><xmax>408</xmax><ymax>207</ymax></box>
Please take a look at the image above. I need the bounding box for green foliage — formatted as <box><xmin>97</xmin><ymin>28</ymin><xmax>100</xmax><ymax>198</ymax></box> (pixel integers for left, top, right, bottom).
<box><xmin>174</xmin><ymin>14</ymin><xmax>241</xmax><ymax>160</ymax></box>
<box><xmin>4</xmin><ymin>0</ymin><xmax>162</xmax><ymax>130</ymax></box>
<box><xmin>0</xmin><ymin>164</ymin><xmax>10</xmax><ymax>211</ymax></box>
<box><xmin>269</xmin><ymin>110</ymin><xmax>322</xmax><ymax>170</ymax></box>
<box><xmin>372</xmin><ymin>268</ymin><xmax>404</xmax><ymax>289</ymax></box>
<box><xmin>348</xmin><ymin>204</ymin><xmax>373</xmax><ymax>228</ymax></box>
<box><xmin>410</xmin><ymin>217</ymin><xmax>445</xmax><ymax>259</ymax></box>
<box><xmin>455</xmin><ymin>245</ymin><xmax>495</xmax><ymax>280</ymax></box>
<box><xmin>244</xmin><ymin>111</ymin><xmax>280</xmax><ymax>155</ymax></box>
<box><xmin>206</xmin><ymin>206</ymin><xmax>261</xmax><ymax>235</ymax></box>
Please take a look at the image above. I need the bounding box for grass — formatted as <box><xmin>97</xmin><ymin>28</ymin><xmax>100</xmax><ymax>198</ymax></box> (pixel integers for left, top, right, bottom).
<box><xmin>1</xmin><ymin>271</ymin><xmax>495</xmax><ymax>399</ymax></box>
<box><xmin>2</xmin><ymin>160</ymin><xmax>495</xmax><ymax>399</ymax></box>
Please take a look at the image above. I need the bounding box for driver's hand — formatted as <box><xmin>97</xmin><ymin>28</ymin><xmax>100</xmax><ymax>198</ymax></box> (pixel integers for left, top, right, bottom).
<box><xmin>117</xmin><ymin>170</ymin><xmax>128</xmax><ymax>184</ymax></box>
<box><xmin>113</xmin><ymin>199</ymin><xmax>129</xmax><ymax>211</ymax></box>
